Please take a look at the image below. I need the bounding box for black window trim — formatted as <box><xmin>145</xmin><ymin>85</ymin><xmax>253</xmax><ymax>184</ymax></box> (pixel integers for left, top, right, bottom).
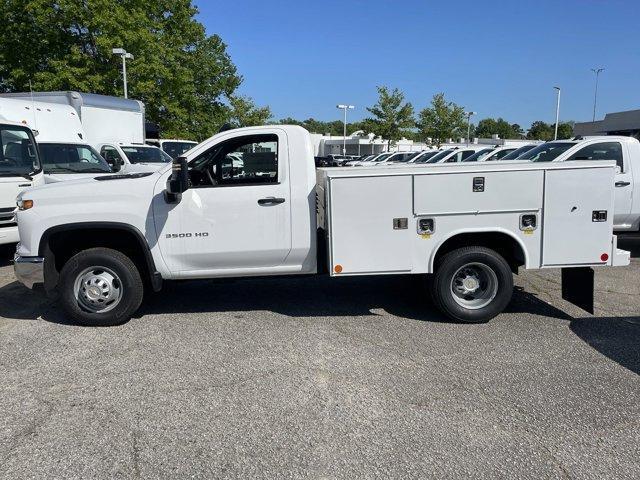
<box><xmin>568</xmin><ymin>141</ymin><xmax>624</xmax><ymax>172</ymax></box>
<box><xmin>189</xmin><ymin>133</ymin><xmax>282</xmax><ymax>189</ymax></box>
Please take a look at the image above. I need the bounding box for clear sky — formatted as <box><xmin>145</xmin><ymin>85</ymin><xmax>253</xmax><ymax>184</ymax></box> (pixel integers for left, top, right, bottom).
<box><xmin>197</xmin><ymin>0</ymin><xmax>639</xmax><ymax>128</ymax></box>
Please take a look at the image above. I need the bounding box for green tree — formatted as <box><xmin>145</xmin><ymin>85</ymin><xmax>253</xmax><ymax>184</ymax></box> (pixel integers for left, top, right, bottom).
<box><xmin>556</xmin><ymin>121</ymin><xmax>574</xmax><ymax>139</ymax></box>
<box><xmin>0</xmin><ymin>0</ymin><xmax>242</xmax><ymax>140</ymax></box>
<box><xmin>365</xmin><ymin>86</ymin><xmax>415</xmax><ymax>149</ymax></box>
<box><xmin>417</xmin><ymin>93</ymin><xmax>466</xmax><ymax>146</ymax></box>
<box><xmin>475</xmin><ymin>117</ymin><xmax>522</xmax><ymax>139</ymax></box>
<box><xmin>228</xmin><ymin>95</ymin><xmax>271</xmax><ymax>128</ymax></box>
<box><xmin>527</xmin><ymin>121</ymin><xmax>554</xmax><ymax>141</ymax></box>
<box><xmin>526</xmin><ymin>121</ymin><xmax>574</xmax><ymax>141</ymax></box>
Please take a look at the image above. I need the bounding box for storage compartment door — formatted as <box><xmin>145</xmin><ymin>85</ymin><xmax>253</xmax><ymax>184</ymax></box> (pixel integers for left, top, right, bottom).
<box><xmin>542</xmin><ymin>167</ymin><xmax>614</xmax><ymax>266</ymax></box>
<box><xmin>329</xmin><ymin>175</ymin><xmax>412</xmax><ymax>274</ymax></box>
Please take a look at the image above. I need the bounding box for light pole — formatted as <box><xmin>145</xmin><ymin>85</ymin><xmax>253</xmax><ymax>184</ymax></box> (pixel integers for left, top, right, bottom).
<box><xmin>591</xmin><ymin>67</ymin><xmax>604</xmax><ymax>122</ymax></box>
<box><xmin>337</xmin><ymin>104</ymin><xmax>354</xmax><ymax>155</ymax></box>
<box><xmin>112</xmin><ymin>48</ymin><xmax>134</xmax><ymax>98</ymax></box>
<box><xmin>553</xmin><ymin>86</ymin><xmax>561</xmax><ymax>140</ymax></box>
<box><xmin>465</xmin><ymin>111</ymin><xmax>476</xmax><ymax>145</ymax></box>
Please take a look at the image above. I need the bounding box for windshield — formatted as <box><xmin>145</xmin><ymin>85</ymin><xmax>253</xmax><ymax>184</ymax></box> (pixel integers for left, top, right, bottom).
<box><xmin>374</xmin><ymin>153</ymin><xmax>393</xmax><ymax>162</ymax></box>
<box><xmin>519</xmin><ymin>142</ymin><xmax>577</xmax><ymax>162</ymax></box>
<box><xmin>425</xmin><ymin>149</ymin><xmax>454</xmax><ymax>163</ymax></box>
<box><xmin>500</xmin><ymin>145</ymin><xmax>537</xmax><ymax>160</ymax></box>
<box><xmin>0</xmin><ymin>125</ymin><xmax>42</xmax><ymax>177</ymax></box>
<box><xmin>39</xmin><ymin>143</ymin><xmax>111</xmax><ymax>174</ymax></box>
<box><xmin>412</xmin><ymin>151</ymin><xmax>438</xmax><ymax>163</ymax></box>
<box><xmin>122</xmin><ymin>146</ymin><xmax>172</xmax><ymax>164</ymax></box>
<box><xmin>162</xmin><ymin>141</ymin><xmax>197</xmax><ymax>159</ymax></box>
<box><xmin>394</xmin><ymin>152</ymin><xmax>420</xmax><ymax>163</ymax></box>
<box><xmin>461</xmin><ymin>148</ymin><xmax>494</xmax><ymax>162</ymax></box>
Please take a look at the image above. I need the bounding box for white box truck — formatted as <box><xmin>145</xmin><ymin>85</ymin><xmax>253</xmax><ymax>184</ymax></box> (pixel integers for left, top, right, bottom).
<box><xmin>0</xmin><ymin>96</ymin><xmax>168</xmax><ymax>177</ymax></box>
<box><xmin>13</xmin><ymin>126</ymin><xmax>629</xmax><ymax>326</ymax></box>
<box><xmin>0</xmin><ymin>97</ymin><xmax>113</xmax><ymax>183</ymax></box>
<box><xmin>0</xmin><ymin>91</ymin><xmax>146</xmax><ymax>145</ymax></box>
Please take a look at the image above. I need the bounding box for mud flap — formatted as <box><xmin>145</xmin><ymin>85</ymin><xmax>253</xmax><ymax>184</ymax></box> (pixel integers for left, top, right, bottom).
<box><xmin>561</xmin><ymin>267</ymin><xmax>594</xmax><ymax>314</ymax></box>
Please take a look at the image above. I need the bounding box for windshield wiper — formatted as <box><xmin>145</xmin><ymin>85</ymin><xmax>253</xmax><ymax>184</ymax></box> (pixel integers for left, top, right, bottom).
<box><xmin>47</xmin><ymin>166</ymin><xmax>109</xmax><ymax>174</ymax></box>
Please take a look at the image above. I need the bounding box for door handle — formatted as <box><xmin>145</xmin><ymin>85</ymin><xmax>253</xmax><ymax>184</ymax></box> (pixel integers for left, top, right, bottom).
<box><xmin>615</xmin><ymin>181</ymin><xmax>631</xmax><ymax>187</ymax></box>
<box><xmin>258</xmin><ymin>197</ymin><xmax>285</xmax><ymax>205</ymax></box>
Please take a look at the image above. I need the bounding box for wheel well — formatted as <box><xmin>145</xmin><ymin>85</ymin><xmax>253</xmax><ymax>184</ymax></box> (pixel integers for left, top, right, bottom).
<box><xmin>433</xmin><ymin>232</ymin><xmax>526</xmax><ymax>273</ymax></box>
<box><xmin>41</xmin><ymin>226</ymin><xmax>160</xmax><ymax>291</ymax></box>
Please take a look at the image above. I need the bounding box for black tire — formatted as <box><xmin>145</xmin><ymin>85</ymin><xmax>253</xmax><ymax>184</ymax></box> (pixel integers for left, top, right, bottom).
<box><xmin>58</xmin><ymin>247</ymin><xmax>143</xmax><ymax>326</ymax></box>
<box><xmin>431</xmin><ymin>246</ymin><xmax>513</xmax><ymax>323</ymax></box>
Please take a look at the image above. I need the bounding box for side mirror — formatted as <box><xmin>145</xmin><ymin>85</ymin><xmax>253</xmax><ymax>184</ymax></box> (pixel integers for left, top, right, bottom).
<box><xmin>111</xmin><ymin>156</ymin><xmax>122</xmax><ymax>172</ymax></box>
<box><xmin>166</xmin><ymin>156</ymin><xmax>189</xmax><ymax>203</ymax></box>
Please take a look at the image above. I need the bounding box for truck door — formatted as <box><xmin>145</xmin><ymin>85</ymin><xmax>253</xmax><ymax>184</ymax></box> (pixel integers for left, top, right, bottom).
<box><xmin>566</xmin><ymin>141</ymin><xmax>632</xmax><ymax>229</ymax></box>
<box><xmin>152</xmin><ymin>130</ymin><xmax>291</xmax><ymax>274</ymax></box>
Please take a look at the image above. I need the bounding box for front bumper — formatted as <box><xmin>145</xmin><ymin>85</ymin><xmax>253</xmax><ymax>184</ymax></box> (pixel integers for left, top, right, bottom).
<box><xmin>14</xmin><ymin>254</ymin><xmax>44</xmax><ymax>289</ymax></box>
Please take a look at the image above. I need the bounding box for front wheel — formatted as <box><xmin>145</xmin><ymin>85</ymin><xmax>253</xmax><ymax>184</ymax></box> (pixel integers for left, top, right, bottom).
<box><xmin>430</xmin><ymin>246</ymin><xmax>513</xmax><ymax>323</ymax></box>
<box><xmin>58</xmin><ymin>247</ymin><xmax>144</xmax><ymax>326</ymax></box>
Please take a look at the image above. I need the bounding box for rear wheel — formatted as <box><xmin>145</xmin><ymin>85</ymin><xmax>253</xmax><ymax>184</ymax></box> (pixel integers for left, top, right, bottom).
<box><xmin>59</xmin><ymin>248</ymin><xmax>143</xmax><ymax>326</ymax></box>
<box><xmin>431</xmin><ymin>246</ymin><xmax>513</xmax><ymax>323</ymax></box>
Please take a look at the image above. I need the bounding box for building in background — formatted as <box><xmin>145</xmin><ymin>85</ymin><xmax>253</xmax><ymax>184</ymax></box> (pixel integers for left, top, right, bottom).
<box><xmin>574</xmin><ymin>109</ymin><xmax>640</xmax><ymax>139</ymax></box>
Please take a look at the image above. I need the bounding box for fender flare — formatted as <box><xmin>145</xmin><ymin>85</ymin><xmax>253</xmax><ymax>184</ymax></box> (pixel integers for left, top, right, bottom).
<box><xmin>38</xmin><ymin>222</ymin><xmax>162</xmax><ymax>292</ymax></box>
<box><xmin>427</xmin><ymin>227</ymin><xmax>530</xmax><ymax>272</ymax></box>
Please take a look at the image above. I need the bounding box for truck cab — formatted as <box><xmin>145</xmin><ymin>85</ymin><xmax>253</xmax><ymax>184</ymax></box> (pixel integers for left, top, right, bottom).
<box><xmin>519</xmin><ymin>136</ymin><xmax>640</xmax><ymax>232</ymax></box>
<box><xmin>0</xmin><ymin>122</ymin><xmax>44</xmax><ymax>246</ymax></box>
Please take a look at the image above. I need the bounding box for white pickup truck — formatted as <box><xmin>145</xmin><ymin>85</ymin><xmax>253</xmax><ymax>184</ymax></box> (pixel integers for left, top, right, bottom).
<box><xmin>515</xmin><ymin>135</ymin><xmax>640</xmax><ymax>232</ymax></box>
<box><xmin>14</xmin><ymin>126</ymin><xmax>629</xmax><ymax>326</ymax></box>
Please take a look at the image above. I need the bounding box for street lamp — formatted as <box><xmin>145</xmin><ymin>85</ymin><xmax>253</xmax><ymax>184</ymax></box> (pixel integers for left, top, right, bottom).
<box><xmin>553</xmin><ymin>86</ymin><xmax>561</xmax><ymax>140</ymax></box>
<box><xmin>337</xmin><ymin>104</ymin><xmax>355</xmax><ymax>155</ymax></box>
<box><xmin>112</xmin><ymin>48</ymin><xmax>134</xmax><ymax>98</ymax></box>
<box><xmin>465</xmin><ymin>111</ymin><xmax>476</xmax><ymax>145</ymax></box>
<box><xmin>591</xmin><ymin>67</ymin><xmax>604</xmax><ymax>122</ymax></box>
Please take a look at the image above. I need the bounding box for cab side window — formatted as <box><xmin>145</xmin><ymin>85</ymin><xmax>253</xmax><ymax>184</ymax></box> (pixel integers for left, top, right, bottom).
<box><xmin>189</xmin><ymin>134</ymin><xmax>278</xmax><ymax>187</ymax></box>
<box><xmin>567</xmin><ymin>142</ymin><xmax>624</xmax><ymax>171</ymax></box>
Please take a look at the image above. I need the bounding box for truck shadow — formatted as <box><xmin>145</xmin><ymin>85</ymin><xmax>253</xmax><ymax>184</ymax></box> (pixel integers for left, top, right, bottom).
<box><xmin>0</xmin><ymin>275</ymin><xmax>638</xmax><ymax>375</ymax></box>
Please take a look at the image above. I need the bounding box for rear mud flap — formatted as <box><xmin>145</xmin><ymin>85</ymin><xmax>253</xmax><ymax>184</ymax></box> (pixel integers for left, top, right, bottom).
<box><xmin>561</xmin><ymin>267</ymin><xmax>594</xmax><ymax>314</ymax></box>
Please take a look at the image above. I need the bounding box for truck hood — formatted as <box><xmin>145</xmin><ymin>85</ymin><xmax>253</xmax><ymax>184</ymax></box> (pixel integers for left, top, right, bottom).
<box><xmin>44</xmin><ymin>172</ymin><xmax>112</xmax><ymax>183</ymax></box>
<box><xmin>124</xmin><ymin>163</ymin><xmax>169</xmax><ymax>173</ymax></box>
<box><xmin>0</xmin><ymin>176</ymin><xmax>36</xmax><ymax>209</ymax></box>
<box><xmin>18</xmin><ymin>170</ymin><xmax>166</xmax><ymax>203</ymax></box>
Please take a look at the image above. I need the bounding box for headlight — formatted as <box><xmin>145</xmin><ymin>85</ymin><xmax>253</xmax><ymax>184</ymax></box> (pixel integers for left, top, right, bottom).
<box><xmin>17</xmin><ymin>199</ymin><xmax>33</xmax><ymax>210</ymax></box>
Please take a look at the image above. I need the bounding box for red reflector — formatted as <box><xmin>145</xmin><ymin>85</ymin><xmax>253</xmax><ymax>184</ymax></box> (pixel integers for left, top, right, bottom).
<box><xmin>600</xmin><ymin>253</ymin><xmax>609</xmax><ymax>262</ymax></box>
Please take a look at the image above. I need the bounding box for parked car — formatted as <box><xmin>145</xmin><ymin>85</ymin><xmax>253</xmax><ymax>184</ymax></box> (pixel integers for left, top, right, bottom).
<box><xmin>146</xmin><ymin>139</ymin><xmax>198</xmax><ymax>159</ymax></box>
<box><xmin>326</xmin><ymin>154</ymin><xmax>350</xmax><ymax>166</ymax></box>
<box><xmin>462</xmin><ymin>146</ymin><xmax>518</xmax><ymax>162</ymax></box>
<box><xmin>498</xmin><ymin>144</ymin><xmax>538</xmax><ymax>160</ymax></box>
<box><xmin>38</xmin><ymin>141</ymin><xmax>112</xmax><ymax>182</ymax></box>
<box><xmin>409</xmin><ymin>150</ymin><xmax>440</xmax><ymax>163</ymax></box>
<box><xmin>344</xmin><ymin>154</ymin><xmax>376</xmax><ymax>166</ymax></box>
<box><xmin>314</xmin><ymin>156</ymin><xmax>330</xmax><ymax>167</ymax></box>
<box><xmin>14</xmin><ymin>125</ymin><xmax>628</xmax><ymax>327</ymax></box>
<box><xmin>97</xmin><ymin>143</ymin><xmax>172</xmax><ymax>173</ymax></box>
<box><xmin>418</xmin><ymin>146</ymin><xmax>489</xmax><ymax>164</ymax></box>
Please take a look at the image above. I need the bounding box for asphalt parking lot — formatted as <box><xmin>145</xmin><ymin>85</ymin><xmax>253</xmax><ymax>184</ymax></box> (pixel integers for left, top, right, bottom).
<box><xmin>1</xmin><ymin>240</ymin><xmax>639</xmax><ymax>479</ymax></box>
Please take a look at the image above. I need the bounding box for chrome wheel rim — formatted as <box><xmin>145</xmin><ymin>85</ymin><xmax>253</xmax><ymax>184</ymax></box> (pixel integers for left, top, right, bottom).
<box><xmin>73</xmin><ymin>266</ymin><xmax>123</xmax><ymax>313</ymax></box>
<box><xmin>450</xmin><ymin>262</ymin><xmax>498</xmax><ymax>310</ymax></box>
